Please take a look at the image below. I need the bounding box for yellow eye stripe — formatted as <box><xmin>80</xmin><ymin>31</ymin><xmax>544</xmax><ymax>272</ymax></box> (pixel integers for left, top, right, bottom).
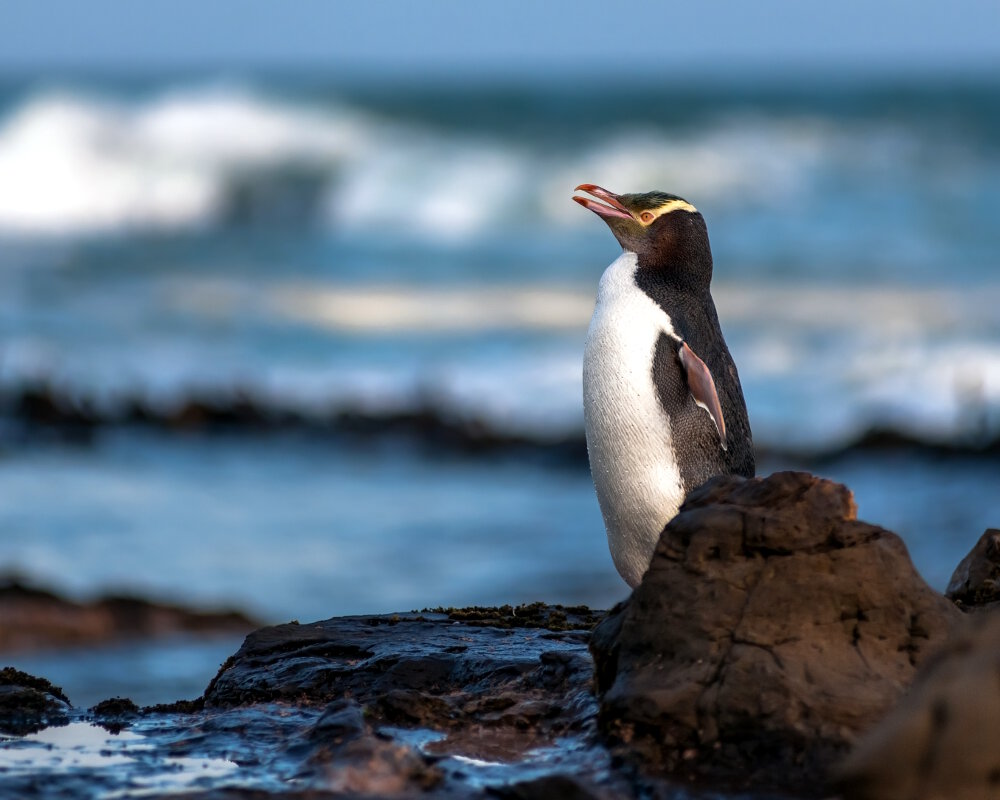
<box><xmin>638</xmin><ymin>199</ymin><xmax>698</xmax><ymax>225</ymax></box>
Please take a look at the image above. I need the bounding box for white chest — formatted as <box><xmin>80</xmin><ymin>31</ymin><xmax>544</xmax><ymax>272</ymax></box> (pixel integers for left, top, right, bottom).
<box><xmin>582</xmin><ymin>251</ymin><xmax>685</xmax><ymax>587</ymax></box>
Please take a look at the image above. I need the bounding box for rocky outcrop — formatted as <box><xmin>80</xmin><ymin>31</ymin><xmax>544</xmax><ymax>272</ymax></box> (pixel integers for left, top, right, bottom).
<box><xmin>202</xmin><ymin>603</ymin><xmax>600</xmax><ymax>715</ymax></box>
<box><xmin>946</xmin><ymin>528</ymin><xmax>1000</xmax><ymax>611</ymax></box>
<box><xmin>0</xmin><ymin>667</ymin><xmax>71</xmax><ymax>735</ymax></box>
<box><xmin>0</xmin><ymin>607</ymin><xmax>629</xmax><ymax>800</ymax></box>
<box><xmin>589</xmin><ymin>471</ymin><xmax>961</xmax><ymax>793</ymax></box>
<box><xmin>0</xmin><ymin>577</ymin><xmax>258</xmax><ymax>652</ymax></box>
<box><xmin>835</xmin><ymin>611</ymin><xmax>1000</xmax><ymax>800</ymax></box>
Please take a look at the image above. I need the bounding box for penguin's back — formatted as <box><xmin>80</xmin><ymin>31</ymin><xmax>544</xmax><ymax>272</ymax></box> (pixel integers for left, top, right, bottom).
<box><xmin>635</xmin><ymin>271</ymin><xmax>756</xmax><ymax>481</ymax></box>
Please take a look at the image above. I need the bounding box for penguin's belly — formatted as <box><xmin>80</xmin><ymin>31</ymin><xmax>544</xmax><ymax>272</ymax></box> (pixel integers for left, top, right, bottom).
<box><xmin>583</xmin><ymin>251</ymin><xmax>684</xmax><ymax>587</ymax></box>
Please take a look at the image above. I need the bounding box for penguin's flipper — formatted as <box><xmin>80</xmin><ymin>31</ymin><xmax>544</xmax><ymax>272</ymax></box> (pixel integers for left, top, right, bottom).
<box><xmin>678</xmin><ymin>341</ymin><xmax>727</xmax><ymax>450</ymax></box>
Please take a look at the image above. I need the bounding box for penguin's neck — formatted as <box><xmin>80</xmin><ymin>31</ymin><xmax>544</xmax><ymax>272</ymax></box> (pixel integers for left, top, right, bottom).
<box><xmin>630</xmin><ymin>252</ymin><xmax>716</xmax><ymax>345</ymax></box>
<box><xmin>634</xmin><ymin>249</ymin><xmax>713</xmax><ymax>297</ymax></box>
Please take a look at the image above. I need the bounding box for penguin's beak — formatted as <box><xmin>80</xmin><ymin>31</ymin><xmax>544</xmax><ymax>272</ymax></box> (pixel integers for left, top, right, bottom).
<box><xmin>573</xmin><ymin>184</ymin><xmax>634</xmax><ymax>221</ymax></box>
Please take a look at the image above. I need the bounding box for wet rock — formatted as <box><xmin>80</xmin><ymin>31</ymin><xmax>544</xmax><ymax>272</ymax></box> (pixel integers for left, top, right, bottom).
<box><xmin>835</xmin><ymin>612</ymin><xmax>1000</xmax><ymax>800</ymax></box>
<box><xmin>0</xmin><ymin>576</ymin><xmax>259</xmax><ymax>653</ymax></box>
<box><xmin>1</xmin><ymin>607</ymin><xmax>626</xmax><ymax>799</ymax></box>
<box><xmin>945</xmin><ymin>528</ymin><xmax>1000</xmax><ymax>611</ymax></box>
<box><xmin>306</xmin><ymin>698</ymin><xmax>369</xmax><ymax>744</ymax></box>
<box><xmin>488</xmin><ymin>774</ymin><xmax>612</xmax><ymax>799</ymax></box>
<box><xmin>14</xmin><ymin>605</ymin><xmax>642</xmax><ymax>800</ymax></box>
<box><xmin>590</xmin><ymin>471</ymin><xmax>960</xmax><ymax>793</ymax></box>
<box><xmin>300</xmin><ymin>698</ymin><xmax>443</xmax><ymax>794</ymax></box>
<box><xmin>89</xmin><ymin>696</ymin><xmax>140</xmax><ymax>733</ymax></box>
<box><xmin>203</xmin><ymin>604</ymin><xmax>596</xmax><ymax>714</ymax></box>
<box><xmin>0</xmin><ymin>667</ymin><xmax>71</xmax><ymax>735</ymax></box>
<box><xmin>191</xmin><ymin>606</ymin><xmax>629</xmax><ymax>796</ymax></box>
<box><xmin>90</xmin><ymin>696</ymin><xmax>140</xmax><ymax>716</ymax></box>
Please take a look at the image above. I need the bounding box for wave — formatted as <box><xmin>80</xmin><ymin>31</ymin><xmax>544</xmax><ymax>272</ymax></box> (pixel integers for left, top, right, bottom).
<box><xmin>0</xmin><ymin>85</ymin><xmax>368</xmax><ymax>234</ymax></box>
<box><xmin>0</xmin><ymin>81</ymin><xmax>973</xmax><ymax>241</ymax></box>
<box><xmin>0</xmin><ymin>84</ymin><xmax>536</xmax><ymax>236</ymax></box>
<box><xmin>4</xmin><ymin>278</ymin><xmax>1000</xmax><ymax>452</ymax></box>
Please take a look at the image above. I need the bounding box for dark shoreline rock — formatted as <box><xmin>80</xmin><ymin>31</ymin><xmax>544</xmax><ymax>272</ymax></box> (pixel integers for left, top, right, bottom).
<box><xmin>589</xmin><ymin>471</ymin><xmax>961</xmax><ymax>795</ymax></box>
<box><xmin>0</xmin><ymin>576</ymin><xmax>260</xmax><ymax>653</ymax></box>
<box><xmin>6</xmin><ymin>381</ymin><xmax>1000</xmax><ymax>466</ymax></box>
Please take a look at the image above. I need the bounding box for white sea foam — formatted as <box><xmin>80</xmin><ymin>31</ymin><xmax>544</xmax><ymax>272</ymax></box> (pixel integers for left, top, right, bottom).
<box><xmin>0</xmin><ymin>85</ymin><xmax>370</xmax><ymax>234</ymax></box>
<box><xmin>0</xmin><ymin>83</ymin><xmax>930</xmax><ymax>240</ymax></box>
<box><xmin>0</xmin><ymin>92</ymin><xmax>215</xmax><ymax>232</ymax></box>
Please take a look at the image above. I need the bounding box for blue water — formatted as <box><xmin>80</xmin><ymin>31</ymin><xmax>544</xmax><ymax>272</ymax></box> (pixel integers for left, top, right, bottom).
<box><xmin>2</xmin><ymin>72</ymin><xmax>999</xmax><ymax>704</ymax></box>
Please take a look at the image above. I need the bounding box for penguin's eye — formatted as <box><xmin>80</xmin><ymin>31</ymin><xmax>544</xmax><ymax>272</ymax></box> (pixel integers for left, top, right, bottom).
<box><xmin>639</xmin><ymin>211</ymin><xmax>655</xmax><ymax>224</ymax></box>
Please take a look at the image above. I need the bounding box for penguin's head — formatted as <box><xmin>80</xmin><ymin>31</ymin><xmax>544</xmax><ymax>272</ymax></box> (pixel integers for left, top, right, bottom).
<box><xmin>573</xmin><ymin>184</ymin><xmax>712</xmax><ymax>286</ymax></box>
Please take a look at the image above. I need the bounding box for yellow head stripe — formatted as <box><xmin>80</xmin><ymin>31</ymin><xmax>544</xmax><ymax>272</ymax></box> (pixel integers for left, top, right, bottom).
<box><xmin>639</xmin><ymin>198</ymin><xmax>698</xmax><ymax>225</ymax></box>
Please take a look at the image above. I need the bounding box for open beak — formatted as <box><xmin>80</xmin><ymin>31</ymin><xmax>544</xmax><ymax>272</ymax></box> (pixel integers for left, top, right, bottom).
<box><xmin>572</xmin><ymin>184</ymin><xmax>634</xmax><ymax>221</ymax></box>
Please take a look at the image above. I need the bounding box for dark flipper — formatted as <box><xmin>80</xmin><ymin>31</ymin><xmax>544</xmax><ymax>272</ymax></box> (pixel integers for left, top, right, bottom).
<box><xmin>678</xmin><ymin>341</ymin><xmax>727</xmax><ymax>450</ymax></box>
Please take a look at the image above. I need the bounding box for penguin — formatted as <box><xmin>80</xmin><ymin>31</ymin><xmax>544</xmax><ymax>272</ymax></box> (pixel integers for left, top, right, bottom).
<box><xmin>573</xmin><ymin>184</ymin><xmax>754</xmax><ymax>587</ymax></box>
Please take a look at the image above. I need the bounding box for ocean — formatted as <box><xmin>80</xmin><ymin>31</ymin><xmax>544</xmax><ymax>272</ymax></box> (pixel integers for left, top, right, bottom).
<box><xmin>1</xmin><ymin>72</ymin><xmax>999</xmax><ymax>705</ymax></box>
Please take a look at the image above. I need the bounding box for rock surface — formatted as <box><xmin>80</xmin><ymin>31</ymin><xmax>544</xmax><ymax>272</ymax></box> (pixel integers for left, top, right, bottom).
<box><xmin>945</xmin><ymin>528</ymin><xmax>1000</xmax><ymax>611</ymax></box>
<box><xmin>200</xmin><ymin>604</ymin><xmax>615</xmax><ymax>792</ymax></box>
<box><xmin>203</xmin><ymin>603</ymin><xmax>598</xmax><ymax>713</ymax></box>
<box><xmin>835</xmin><ymin>611</ymin><xmax>1000</xmax><ymax>800</ymax></box>
<box><xmin>590</xmin><ymin>471</ymin><xmax>961</xmax><ymax>793</ymax></box>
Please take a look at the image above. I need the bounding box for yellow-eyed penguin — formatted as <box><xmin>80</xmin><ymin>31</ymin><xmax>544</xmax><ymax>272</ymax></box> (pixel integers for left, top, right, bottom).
<box><xmin>574</xmin><ymin>184</ymin><xmax>754</xmax><ymax>587</ymax></box>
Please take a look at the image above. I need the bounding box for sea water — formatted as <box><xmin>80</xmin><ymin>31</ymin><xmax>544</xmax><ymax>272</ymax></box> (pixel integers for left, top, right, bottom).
<box><xmin>1</xmin><ymin>72</ymin><xmax>999</xmax><ymax>704</ymax></box>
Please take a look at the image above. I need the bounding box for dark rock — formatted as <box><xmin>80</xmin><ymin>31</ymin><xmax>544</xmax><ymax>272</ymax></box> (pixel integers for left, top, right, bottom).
<box><xmin>89</xmin><ymin>696</ymin><xmax>140</xmax><ymax>733</ymax></box>
<box><xmin>307</xmin><ymin>698</ymin><xmax>368</xmax><ymax>744</ymax></box>
<box><xmin>946</xmin><ymin>528</ymin><xmax>1000</xmax><ymax>610</ymax></box>
<box><xmin>374</xmin><ymin>688</ymin><xmax>454</xmax><ymax>726</ymax></box>
<box><xmin>0</xmin><ymin>667</ymin><xmax>71</xmax><ymax>735</ymax></box>
<box><xmin>300</xmin><ymin>698</ymin><xmax>443</xmax><ymax>794</ymax></box>
<box><xmin>590</xmin><ymin>471</ymin><xmax>961</xmax><ymax>793</ymax></box>
<box><xmin>420</xmin><ymin>602</ymin><xmax>601</xmax><ymax>631</ymax></box>
<box><xmin>90</xmin><ymin>696</ymin><xmax>140</xmax><ymax>716</ymax></box>
<box><xmin>1</xmin><ymin>382</ymin><xmax>589</xmax><ymax>467</ymax></box>
<box><xmin>488</xmin><ymin>774</ymin><xmax>611</xmax><ymax>799</ymax></box>
<box><xmin>202</xmin><ymin>605</ymin><xmax>597</xmax><ymax>713</ymax></box>
<box><xmin>188</xmin><ymin>606</ymin><xmax>631</xmax><ymax>798</ymax></box>
<box><xmin>0</xmin><ymin>575</ymin><xmax>259</xmax><ymax>652</ymax></box>
<box><xmin>835</xmin><ymin>611</ymin><xmax>1000</xmax><ymax>800</ymax></box>
<box><xmin>13</xmin><ymin>381</ymin><xmax>1000</xmax><ymax>468</ymax></box>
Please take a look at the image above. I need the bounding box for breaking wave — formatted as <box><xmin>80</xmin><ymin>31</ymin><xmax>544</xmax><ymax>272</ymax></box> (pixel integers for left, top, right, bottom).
<box><xmin>0</xmin><ymin>85</ymin><xmax>367</xmax><ymax>234</ymax></box>
<box><xmin>0</xmin><ymin>81</ymin><xmax>954</xmax><ymax>240</ymax></box>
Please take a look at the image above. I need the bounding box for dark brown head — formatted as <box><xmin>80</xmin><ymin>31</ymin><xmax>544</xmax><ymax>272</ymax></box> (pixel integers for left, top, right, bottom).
<box><xmin>573</xmin><ymin>184</ymin><xmax>713</xmax><ymax>291</ymax></box>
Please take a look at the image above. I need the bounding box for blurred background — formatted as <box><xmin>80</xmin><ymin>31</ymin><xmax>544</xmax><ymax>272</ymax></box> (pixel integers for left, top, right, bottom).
<box><xmin>2</xmin><ymin>0</ymin><xmax>999</xmax><ymax>704</ymax></box>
